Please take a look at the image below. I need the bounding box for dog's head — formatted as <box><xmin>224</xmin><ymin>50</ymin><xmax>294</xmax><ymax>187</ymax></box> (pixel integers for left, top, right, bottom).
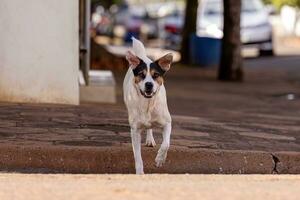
<box><xmin>126</xmin><ymin>51</ymin><xmax>173</xmax><ymax>98</ymax></box>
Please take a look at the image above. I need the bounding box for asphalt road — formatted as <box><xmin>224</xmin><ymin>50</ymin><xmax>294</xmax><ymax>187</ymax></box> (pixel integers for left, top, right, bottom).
<box><xmin>244</xmin><ymin>15</ymin><xmax>300</xmax><ymax>74</ymax></box>
<box><xmin>244</xmin><ymin>55</ymin><xmax>300</xmax><ymax>84</ymax></box>
<box><xmin>245</xmin><ymin>56</ymin><xmax>300</xmax><ymax>70</ymax></box>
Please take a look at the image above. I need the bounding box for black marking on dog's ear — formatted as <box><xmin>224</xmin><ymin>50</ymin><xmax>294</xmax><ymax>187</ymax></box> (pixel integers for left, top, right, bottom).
<box><xmin>150</xmin><ymin>62</ymin><xmax>166</xmax><ymax>76</ymax></box>
<box><xmin>132</xmin><ymin>59</ymin><xmax>147</xmax><ymax>76</ymax></box>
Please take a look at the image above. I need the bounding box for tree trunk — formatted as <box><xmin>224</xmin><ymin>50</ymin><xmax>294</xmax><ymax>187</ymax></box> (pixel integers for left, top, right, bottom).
<box><xmin>218</xmin><ymin>0</ymin><xmax>243</xmax><ymax>81</ymax></box>
<box><xmin>180</xmin><ymin>0</ymin><xmax>198</xmax><ymax>64</ymax></box>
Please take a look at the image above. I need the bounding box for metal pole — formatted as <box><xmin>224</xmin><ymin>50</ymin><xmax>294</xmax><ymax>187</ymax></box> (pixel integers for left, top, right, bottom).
<box><xmin>84</xmin><ymin>0</ymin><xmax>90</xmax><ymax>85</ymax></box>
<box><xmin>79</xmin><ymin>0</ymin><xmax>90</xmax><ymax>85</ymax></box>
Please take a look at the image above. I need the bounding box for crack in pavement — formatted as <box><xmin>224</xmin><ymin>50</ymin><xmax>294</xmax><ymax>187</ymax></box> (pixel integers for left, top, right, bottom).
<box><xmin>271</xmin><ymin>154</ymin><xmax>280</xmax><ymax>174</ymax></box>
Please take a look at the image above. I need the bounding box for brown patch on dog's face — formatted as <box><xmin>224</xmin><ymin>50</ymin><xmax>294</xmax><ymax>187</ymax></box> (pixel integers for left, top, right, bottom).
<box><xmin>134</xmin><ymin>69</ymin><xmax>147</xmax><ymax>83</ymax></box>
<box><xmin>150</xmin><ymin>68</ymin><xmax>164</xmax><ymax>85</ymax></box>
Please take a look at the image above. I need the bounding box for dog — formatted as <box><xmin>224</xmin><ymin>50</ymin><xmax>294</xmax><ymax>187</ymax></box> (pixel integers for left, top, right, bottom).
<box><xmin>123</xmin><ymin>37</ymin><xmax>173</xmax><ymax>174</ymax></box>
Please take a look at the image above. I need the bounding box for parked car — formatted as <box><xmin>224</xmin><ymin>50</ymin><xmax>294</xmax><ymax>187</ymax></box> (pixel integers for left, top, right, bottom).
<box><xmin>112</xmin><ymin>5</ymin><xmax>159</xmax><ymax>41</ymax></box>
<box><xmin>163</xmin><ymin>8</ymin><xmax>184</xmax><ymax>50</ymax></box>
<box><xmin>91</xmin><ymin>5</ymin><xmax>113</xmax><ymax>36</ymax></box>
<box><xmin>164</xmin><ymin>0</ymin><xmax>274</xmax><ymax>56</ymax></box>
<box><xmin>113</xmin><ymin>2</ymin><xmax>181</xmax><ymax>42</ymax></box>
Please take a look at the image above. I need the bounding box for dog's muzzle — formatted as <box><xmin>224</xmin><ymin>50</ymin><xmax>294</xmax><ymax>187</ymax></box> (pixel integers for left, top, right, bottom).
<box><xmin>140</xmin><ymin>82</ymin><xmax>155</xmax><ymax>98</ymax></box>
<box><xmin>140</xmin><ymin>89</ymin><xmax>155</xmax><ymax>98</ymax></box>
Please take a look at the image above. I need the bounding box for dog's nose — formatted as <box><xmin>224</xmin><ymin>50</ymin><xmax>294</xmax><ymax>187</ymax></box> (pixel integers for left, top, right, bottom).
<box><xmin>145</xmin><ymin>82</ymin><xmax>153</xmax><ymax>91</ymax></box>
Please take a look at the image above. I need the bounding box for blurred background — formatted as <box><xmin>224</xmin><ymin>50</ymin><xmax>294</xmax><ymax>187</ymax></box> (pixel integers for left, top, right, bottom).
<box><xmin>83</xmin><ymin>0</ymin><xmax>300</xmax><ymax>105</ymax></box>
<box><xmin>1</xmin><ymin>0</ymin><xmax>300</xmax><ymax>107</ymax></box>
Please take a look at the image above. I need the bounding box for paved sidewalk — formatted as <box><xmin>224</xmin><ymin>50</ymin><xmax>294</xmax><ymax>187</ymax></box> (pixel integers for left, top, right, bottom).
<box><xmin>1</xmin><ymin>174</ymin><xmax>299</xmax><ymax>200</ymax></box>
<box><xmin>0</xmin><ymin>66</ymin><xmax>300</xmax><ymax>174</ymax></box>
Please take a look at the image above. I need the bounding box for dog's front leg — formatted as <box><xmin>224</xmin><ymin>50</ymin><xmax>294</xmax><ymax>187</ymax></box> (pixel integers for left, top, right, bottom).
<box><xmin>155</xmin><ymin>122</ymin><xmax>171</xmax><ymax>167</ymax></box>
<box><xmin>145</xmin><ymin>129</ymin><xmax>156</xmax><ymax>147</ymax></box>
<box><xmin>131</xmin><ymin>128</ymin><xmax>144</xmax><ymax>174</ymax></box>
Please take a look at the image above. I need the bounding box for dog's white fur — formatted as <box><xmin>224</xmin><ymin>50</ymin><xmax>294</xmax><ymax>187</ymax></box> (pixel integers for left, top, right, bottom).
<box><xmin>123</xmin><ymin>37</ymin><xmax>172</xmax><ymax>174</ymax></box>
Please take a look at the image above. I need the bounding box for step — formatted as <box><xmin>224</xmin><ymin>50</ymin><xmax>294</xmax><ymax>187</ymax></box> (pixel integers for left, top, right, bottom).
<box><xmin>79</xmin><ymin>70</ymin><xmax>116</xmax><ymax>104</ymax></box>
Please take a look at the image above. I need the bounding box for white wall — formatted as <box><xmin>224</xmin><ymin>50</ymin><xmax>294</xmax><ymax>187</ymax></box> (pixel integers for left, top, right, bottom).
<box><xmin>0</xmin><ymin>0</ymin><xmax>79</xmax><ymax>105</ymax></box>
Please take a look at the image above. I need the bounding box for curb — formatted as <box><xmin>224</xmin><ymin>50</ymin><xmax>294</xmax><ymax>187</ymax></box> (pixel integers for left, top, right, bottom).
<box><xmin>1</xmin><ymin>145</ymin><xmax>299</xmax><ymax>174</ymax></box>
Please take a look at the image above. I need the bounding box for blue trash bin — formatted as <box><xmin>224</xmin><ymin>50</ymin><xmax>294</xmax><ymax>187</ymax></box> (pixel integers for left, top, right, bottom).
<box><xmin>189</xmin><ymin>34</ymin><xmax>221</xmax><ymax>66</ymax></box>
<box><xmin>124</xmin><ymin>32</ymin><xmax>139</xmax><ymax>43</ymax></box>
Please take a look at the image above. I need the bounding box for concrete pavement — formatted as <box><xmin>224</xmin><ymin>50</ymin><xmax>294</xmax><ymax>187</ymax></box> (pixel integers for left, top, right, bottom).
<box><xmin>0</xmin><ymin>174</ymin><xmax>300</xmax><ymax>200</ymax></box>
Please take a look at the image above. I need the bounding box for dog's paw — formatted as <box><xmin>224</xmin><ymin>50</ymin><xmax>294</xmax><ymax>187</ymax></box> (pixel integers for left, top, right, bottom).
<box><xmin>136</xmin><ymin>171</ymin><xmax>145</xmax><ymax>175</ymax></box>
<box><xmin>135</xmin><ymin>166</ymin><xmax>144</xmax><ymax>175</ymax></box>
<box><xmin>155</xmin><ymin>145</ymin><xmax>169</xmax><ymax>167</ymax></box>
<box><xmin>155</xmin><ymin>156</ymin><xmax>166</xmax><ymax>167</ymax></box>
<box><xmin>155</xmin><ymin>152</ymin><xmax>167</xmax><ymax>167</ymax></box>
<box><xmin>145</xmin><ymin>137</ymin><xmax>156</xmax><ymax>147</ymax></box>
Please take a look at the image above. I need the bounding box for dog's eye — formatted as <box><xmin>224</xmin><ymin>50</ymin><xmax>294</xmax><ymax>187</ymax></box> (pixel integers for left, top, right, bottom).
<box><xmin>138</xmin><ymin>72</ymin><xmax>145</xmax><ymax>79</ymax></box>
<box><xmin>152</xmin><ymin>73</ymin><xmax>160</xmax><ymax>79</ymax></box>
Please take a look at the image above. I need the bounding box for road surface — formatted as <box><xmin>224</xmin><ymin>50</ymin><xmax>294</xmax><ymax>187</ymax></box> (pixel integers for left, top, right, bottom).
<box><xmin>0</xmin><ymin>174</ymin><xmax>299</xmax><ymax>200</ymax></box>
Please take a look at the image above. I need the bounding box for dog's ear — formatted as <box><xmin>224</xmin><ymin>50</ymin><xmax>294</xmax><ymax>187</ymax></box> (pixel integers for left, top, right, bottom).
<box><xmin>157</xmin><ymin>53</ymin><xmax>173</xmax><ymax>72</ymax></box>
<box><xmin>126</xmin><ymin>51</ymin><xmax>140</xmax><ymax>68</ymax></box>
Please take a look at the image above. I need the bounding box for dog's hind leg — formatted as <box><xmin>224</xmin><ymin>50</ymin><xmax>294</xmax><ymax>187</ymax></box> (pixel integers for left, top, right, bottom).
<box><xmin>145</xmin><ymin>129</ymin><xmax>156</xmax><ymax>147</ymax></box>
<box><xmin>131</xmin><ymin>128</ymin><xmax>144</xmax><ymax>174</ymax></box>
<box><xmin>155</xmin><ymin>122</ymin><xmax>171</xmax><ymax>167</ymax></box>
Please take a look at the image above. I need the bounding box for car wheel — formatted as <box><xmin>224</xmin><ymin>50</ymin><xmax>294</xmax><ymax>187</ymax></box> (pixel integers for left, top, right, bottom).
<box><xmin>259</xmin><ymin>38</ymin><xmax>274</xmax><ymax>57</ymax></box>
<box><xmin>259</xmin><ymin>49</ymin><xmax>274</xmax><ymax>56</ymax></box>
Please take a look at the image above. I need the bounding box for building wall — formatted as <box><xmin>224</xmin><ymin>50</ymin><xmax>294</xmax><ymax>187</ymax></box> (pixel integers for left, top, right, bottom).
<box><xmin>0</xmin><ymin>0</ymin><xmax>79</xmax><ymax>105</ymax></box>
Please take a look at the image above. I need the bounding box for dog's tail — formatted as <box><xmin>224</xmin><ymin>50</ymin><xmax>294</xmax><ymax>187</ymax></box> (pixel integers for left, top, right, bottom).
<box><xmin>132</xmin><ymin>37</ymin><xmax>147</xmax><ymax>60</ymax></box>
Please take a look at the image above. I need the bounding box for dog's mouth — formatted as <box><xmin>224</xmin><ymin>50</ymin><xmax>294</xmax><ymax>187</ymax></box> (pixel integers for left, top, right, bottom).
<box><xmin>140</xmin><ymin>90</ymin><xmax>155</xmax><ymax>98</ymax></box>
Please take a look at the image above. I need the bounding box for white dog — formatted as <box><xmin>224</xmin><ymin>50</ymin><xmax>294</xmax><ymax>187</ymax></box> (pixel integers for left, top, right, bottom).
<box><xmin>123</xmin><ymin>37</ymin><xmax>173</xmax><ymax>174</ymax></box>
